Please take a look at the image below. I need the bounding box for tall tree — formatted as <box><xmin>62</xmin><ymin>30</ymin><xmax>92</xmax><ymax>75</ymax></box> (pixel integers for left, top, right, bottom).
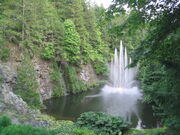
<box><xmin>63</xmin><ymin>19</ymin><xmax>81</xmax><ymax>63</ymax></box>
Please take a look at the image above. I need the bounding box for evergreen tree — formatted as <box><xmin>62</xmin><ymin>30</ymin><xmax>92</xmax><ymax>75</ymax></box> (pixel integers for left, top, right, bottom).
<box><xmin>63</xmin><ymin>19</ymin><xmax>81</xmax><ymax>63</ymax></box>
<box><xmin>2</xmin><ymin>0</ymin><xmax>64</xmax><ymax>58</ymax></box>
<box><xmin>2</xmin><ymin>0</ymin><xmax>23</xmax><ymax>44</ymax></box>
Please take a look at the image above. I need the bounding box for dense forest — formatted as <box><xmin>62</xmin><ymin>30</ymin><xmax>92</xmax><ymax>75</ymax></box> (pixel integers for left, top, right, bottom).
<box><xmin>0</xmin><ymin>0</ymin><xmax>180</xmax><ymax>135</ymax></box>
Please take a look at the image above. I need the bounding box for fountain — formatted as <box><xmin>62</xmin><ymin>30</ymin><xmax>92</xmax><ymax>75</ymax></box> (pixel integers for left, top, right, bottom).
<box><xmin>109</xmin><ymin>40</ymin><xmax>137</xmax><ymax>88</ymax></box>
<box><xmin>102</xmin><ymin>41</ymin><xmax>142</xmax><ymax>124</ymax></box>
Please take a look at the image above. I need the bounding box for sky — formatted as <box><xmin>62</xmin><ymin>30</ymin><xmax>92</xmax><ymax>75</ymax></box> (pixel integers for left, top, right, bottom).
<box><xmin>91</xmin><ymin>0</ymin><xmax>113</xmax><ymax>8</ymax></box>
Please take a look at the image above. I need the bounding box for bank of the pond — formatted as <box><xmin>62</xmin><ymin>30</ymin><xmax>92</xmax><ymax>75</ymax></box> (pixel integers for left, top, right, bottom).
<box><xmin>0</xmin><ymin>114</ymin><xmax>165</xmax><ymax>135</ymax></box>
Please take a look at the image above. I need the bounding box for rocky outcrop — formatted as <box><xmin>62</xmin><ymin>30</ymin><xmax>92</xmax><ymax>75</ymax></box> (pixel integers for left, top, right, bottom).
<box><xmin>0</xmin><ymin>62</ymin><xmax>28</xmax><ymax>114</ymax></box>
<box><xmin>79</xmin><ymin>64</ymin><xmax>98</xmax><ymax>84</ymax></box>
<box><xmin>32</xmin><ymin>58</ymin><xmax>53</xmax><ymax>101</ymax></box>
<box><xmin>0</xmin><ymin>61</ymin><xmax>50</xmax><ymax>128</ymax></box>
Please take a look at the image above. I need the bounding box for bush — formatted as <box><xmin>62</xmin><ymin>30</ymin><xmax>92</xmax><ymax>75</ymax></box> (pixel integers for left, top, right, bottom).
<box><xmin>41</xmin><ymin>44</ymin><xmax>55</xmax><ymax>60</ymax></box>
<box><xmin>76</xmin><ymin>112</ymin><xmax>130</xmax><ymax>135</ymax></box>
<box><xmin>93</xmin><ymin>62</ymin><xmax>108</xmax><ymax>76</ymax></box>
<box><xmin>0</xmin><ymin>115</ymin><xmax>11</xmax><ymax>131</ymax></box>
<box><xmin>0</xmin><ymin>48</ymin><xmax>10</xmax><ymax>61</ymax></box>
<box><xmin>50</xmin><ymin>64</ymin><xmax>66</xmax><ymax>97</ymax></box>
<box><xmin>0</xmin><ymin>116</ymin><xmax>55</xmax><ymax>135</ymax></box>
<box><xmin>73</xmin><ymin>128</ymin><xmax>97</xmax><ymax>135</ymax></box>
<box><xmin>53</xmin><ymin>120</ymin><xmax>75</xmax><ymax>135</ymax></box>
<box><xmin>64</xmin><ymin>65</ymin><xmax>87</xmax><ymax>94</ymax></box>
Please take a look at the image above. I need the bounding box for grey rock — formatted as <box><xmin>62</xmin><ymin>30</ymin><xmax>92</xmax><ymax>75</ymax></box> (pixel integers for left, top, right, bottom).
<box><xmin>32</xmin><ymin>58</ymin><xmax>53</xmax><ymax>100</ymax></box>
<box><xmin>79</xmin><ymin>64</ymin><xmax>98</xmax><ymax>84</ymax></box>
<box><xmin>11</xmin><ymin>117</ymin><xmax>21</xmax><ymax>125</ymax></box>
<box><xmin>0</xmin><ymin>60</ymin><xmax>51</xmax><ymax>128</ymax></box>
<box><xmin>0</xmin><ymin>102</ymin><xmax>5</xmax><ymax>112</ymax></box>
<box><xmin>2</xmin><ymin>84</ymin><xmax>29</xmax><ymax>114</ymax></box>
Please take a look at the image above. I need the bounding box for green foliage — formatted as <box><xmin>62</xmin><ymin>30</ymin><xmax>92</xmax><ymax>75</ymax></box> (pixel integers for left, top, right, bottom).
<box><xmin>0</xmin><ymin>116</ymin><xmax>55</xmax><ymax>135</ymax></box>
<box><xmin>138</xmin><ymin>60</ymin><xmax>180</xmax><ymax>134</ymax></box>
<box><xmin>0</xmin><ymin>0</ymin><xmax>110</xmax><ymax>77</ymax></box>
<box><xmin>0</xmin><ymin>36</ymin><xmax>10</xmax><ymax>61</ymax></box>
<box><xmin>1</xmin><ymin>0</ymin><xmax>64</xmax><ymax>57</ymax></box>
<box><xmin>93</xmin><ymin>62</ymin><xmax>107</xmax><ymax>76</ymax></box>
<box><xmin>0</xmin><ymin>74</ymin><xmax>3</xmax><ymax>85</ymax></box>
<box><xmin>50</xmin><ymin>63</ymin><xmax>66</xmax><ymax>97</ymax></box>
<box><xmin>64</xmin><ymin>65</ymin><xmax>87</xmax><ymax>94</ymax></box>
<box><xmin>0</xmin><ymin>125</ymin><xmax>55</xmax><ymax>135</ymax></box>
<box><xmin>83</xmin><ymin>4</ymin><xmax>109</xmax><ymax>64</ymax></box>
<box><xmin>125</xmin><ymin>128</ymin><xmax>166</xmax><ymax>135</ymax></box>
<box><xmin>0</xmin><ymin>115</ymin><xmax>11</xmax><ymax>131</ymax></box>
<box><xmin>73</xmin><ymin>128</ymin><xmax>97</xmax><ymax>135</ymax></box>
<box><xmin>0</xmin><ymin>48</ymin><xmax>10</xmax><ymax>61</ymax></box>
<box><xmin>76</xmin><ymin>112</ymin><xmax>130</xmax><ymax>135</ymax></box>
<box><xmin>14</xmin><ymin>56</ymin><xmax>41</xmax><ymax>109</ymax></box>
<box><xmin>41</xmin><ymin>44</ymin><xmax>55</xmax><ymax>60</ymax></box>
<box><xmin>51</xmin><ymin>121</ymin><xmax>75</xmax><ymax>135</ymax></box>
<box><xmin>63</xmin><ymin>19</ymin><xmax>81</xmax><ymax>63</ymax></box>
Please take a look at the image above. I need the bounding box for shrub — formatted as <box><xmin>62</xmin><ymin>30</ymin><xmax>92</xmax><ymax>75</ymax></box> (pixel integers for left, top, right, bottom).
<box><xmin>14</xmin><ymin>56</ymin><xmax>41</xmax><ymax>109</ymax></box>
<box><xmin>41</xmin><ymin>44</ymin><xmax>55</xmax><ymax>60</ymax></box>
<box><xmin>76</xmin><ymin>112</ymin><xmax>130</xmax><ymax>135</ymax></box>
<box><xmin>0</xmin><ymin>36</ymin><xmax>10</xmax><ymax>61</ymax></box>
<box><xmin>64</xmin><ymin>65</ymin><xmax>87</xmax><ymax>94</ymax></box>
<box><xmin>53</xmin><ymin>122</ymin><xmax>75</xmax><ymax>135</ymax></box>
<box><xmin>0</xmin><ymin>48</ymin><xmax>10</xmax><ymax>61</ymax></box>
<box><xmin>73</xmin><ymin>128</ymin><xmax>97</xmax><ymax>135</ymax></box>
<box><xmin>50</xmin><ymin>64</ymin><xmax>66</xmax><ymax>97</ymax></box>
<box><xmin>93</xmin><ymin>62</ymin><xmax>108</xmax><ymax>76</ymax></box>
<box><xmin>0</xmin><ymin>116</ymin><xmax>55</xmax><ymax>135</ymax></box>
<box><xmin>0</xmin><ymin>115</ymin><xmax>11</xmax><ymax>131</ymax></box>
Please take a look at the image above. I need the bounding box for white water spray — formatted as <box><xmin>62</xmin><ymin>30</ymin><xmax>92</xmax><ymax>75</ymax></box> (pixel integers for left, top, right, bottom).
<box><xmin>109</xmin><ymin>41</ymin><xmax>137</xmax><ymax>88</ymax></box>
<box><xmin>102</xmin><ymin>41</ymin><xmax>142</xmax><ymax>127</ymax></box>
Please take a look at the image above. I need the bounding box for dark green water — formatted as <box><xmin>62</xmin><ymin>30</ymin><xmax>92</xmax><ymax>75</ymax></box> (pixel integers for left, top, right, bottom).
<box><xmin>43</xmin><ymin>87</ymin><xmax>158</xmax><ymax>129</ymax></box>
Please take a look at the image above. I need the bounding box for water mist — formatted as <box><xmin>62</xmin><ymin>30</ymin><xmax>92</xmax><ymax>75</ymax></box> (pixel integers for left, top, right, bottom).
<box><xmin>102</xmin><ymin>41</ymin><xmax>142</xmax><ymax>128</ymax></box>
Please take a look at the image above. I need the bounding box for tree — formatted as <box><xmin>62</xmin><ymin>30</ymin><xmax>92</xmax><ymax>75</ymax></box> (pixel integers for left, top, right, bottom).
<box><xmin>63</xmin><ymin>19</ymin><xmax>81</xmax><ymax>63</ymax></box>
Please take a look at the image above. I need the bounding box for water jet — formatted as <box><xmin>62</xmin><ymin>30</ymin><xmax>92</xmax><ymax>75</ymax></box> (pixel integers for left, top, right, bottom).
<box><xmin>102</xmin><ymin>41</ymin><xmax>142</xmax><ymax>124</ymax></box>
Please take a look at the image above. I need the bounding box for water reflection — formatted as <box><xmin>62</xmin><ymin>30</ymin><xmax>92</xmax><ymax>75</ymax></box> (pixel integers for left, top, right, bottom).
<box><xmin>101</xmin><ymin>85</ymin><xmax>142</xmax><ymax>122</ymax></box>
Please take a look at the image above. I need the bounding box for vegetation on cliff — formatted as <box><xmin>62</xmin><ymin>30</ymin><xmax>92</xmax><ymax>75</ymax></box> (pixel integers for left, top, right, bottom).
<box><xmin>0</xmin><ymin>0</ymin><xmax>110</xmax><ymax>101</ymax></box>
<box><xmin>14</xmin><ymin>56</ymin><xmax>41</xmax><ymax>108</ymax></box>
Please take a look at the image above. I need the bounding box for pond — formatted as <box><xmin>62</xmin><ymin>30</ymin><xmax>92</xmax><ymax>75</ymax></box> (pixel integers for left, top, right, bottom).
<box><xmin>43</xmin><ymin>85</ymin><xmax>158</xmax><ymax>129</ymax></box>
